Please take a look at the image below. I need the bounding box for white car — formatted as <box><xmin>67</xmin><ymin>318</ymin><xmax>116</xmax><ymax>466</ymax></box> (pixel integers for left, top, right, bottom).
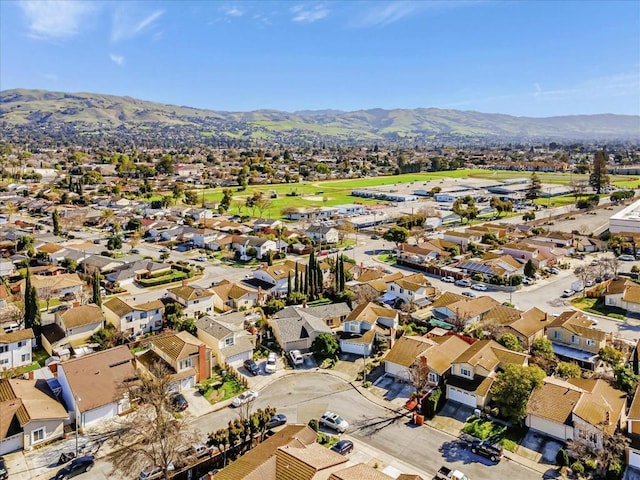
<box><xmin>265</xmin><ymin>352</ymin><xmax>277</xmax><ymax>374</ymax></box>
<box><xmin>523</xmin><ymin>277</ymin><xmax>534</xmax><ymax>285</ymax></box>
<box><xmin>231</xmin><ymin>390</ymin><xmax>258</xmax><ymax>407</ymax></box>
<box><xmin>289</xmin><ymin>349</ymin><xmax>304</xmax><ymax>366</ymax></box>
<box><xmin>441</xmin><ymin>276</ymin><xmax>455</xmax><ymax>283</ymax></box>
<box><xmin>470</xmin><ymin>283</ymin><xmax>487</xmax><ymax>291</ymax></box>
<box><xmin>455</xmin><ymin>279</ymin><xmax>472</xmax><ymax>288</ymax></box>
<box><xmin>320</xmin><ymin>411</ymin><xmax>349</xmax><ymax>433</ymax></box>
<box><xmin>561</xmin><ymin>289</ymin><xmax>575</xmax><ymax>298</ymax></box>
<box><xmin>619</xmin><ymin>254</ymin><xmax>635</xmax><ymax>261</ymax></box>
<box><xmin>140</xmin><ymin>463</ymin><xmax>175</xmax><ymax>480</ymax></box>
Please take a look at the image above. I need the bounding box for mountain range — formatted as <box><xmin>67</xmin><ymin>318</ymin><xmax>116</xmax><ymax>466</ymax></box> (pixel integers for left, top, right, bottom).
<box><xmin>1</xmin><ymin>88</ymin><xmax>639</xmax><ymax>145</ymax></box>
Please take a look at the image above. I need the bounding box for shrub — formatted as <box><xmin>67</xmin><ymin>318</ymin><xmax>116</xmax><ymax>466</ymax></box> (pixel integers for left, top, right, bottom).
<box><xmin>584</xmin><ymin>459</ymin><xmax>597</xmax><ymax>471</ymax></box>
<box><xmin>571</xmin><ymin>461</ymin><xmax>584</xmax><ymax>476</ymax></box>
<box><xmin>556</xmin><ymin>448</ymin><xmax>569</xmax><ymax>467</ymax></box>
<box><xmin>308</xmin><ymin>419</ymin><xmax>318</xmax><ymax>432</ymax></box>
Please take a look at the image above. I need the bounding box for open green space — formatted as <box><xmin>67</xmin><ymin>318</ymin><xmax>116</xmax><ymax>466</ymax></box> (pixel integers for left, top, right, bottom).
<box><xmin>570</xmin><ymin>297</ymin><xmax>627</xmax><ymax>320</ymax></box>
<box><xmin>462</xmin><ymin>417</ymin><xmax>524</xmax><ymax>453</ymax></box>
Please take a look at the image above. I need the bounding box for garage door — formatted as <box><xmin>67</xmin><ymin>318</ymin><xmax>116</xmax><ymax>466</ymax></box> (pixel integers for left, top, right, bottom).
<box><xmin>0</xmin><ymin>433</ymin><xmax>22</xmax><ymax>455</ymax></box>
<box><xmin>447</xmin><ymin>386</ymin><xmax>477</xmax><ymax>408</ymax></box>
<box><xmin>180</xmin><ymin>376</ymin><xmax>195</xmax><ymax>391</ymax></box>
<box><xmin>629</xmin><ymin>450</ymin><xmax>640</xmax><ymax>469</ymax></box>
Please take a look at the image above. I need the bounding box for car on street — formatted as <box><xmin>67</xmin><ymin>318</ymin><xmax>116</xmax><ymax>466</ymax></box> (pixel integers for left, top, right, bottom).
<box><xmin>131</xmin><ymin>248</ymin><xmax>140</xmax><ymax>254</ymax></box>
<box><xmin>619</xmin><ymin>254</ymin><xmax>635</xmax><ymax>261</ymax></box>
<box><xmin>289</xmin><ymin>349</ymin><xmax>304</xmax><ymax>366</ymax></box>
<box><xmin>231</xmin><ymin>390</ymin><xmax>258</xmax><ymax>407</ymax></box>
<box><xmin>550</xmin><ymin>267</ymin><xmax>561</xmax><ymax>274</ymax></box>
<box><xmin>160</xmin><ymin>247</ymin><xmax>170</xmax><ymax>252</ymax></box>
<box><xmin>320</xmin><ymin>411</ymin><xmax>349</xmax><ymax>433</ymax></box>
<box><xmin>140</xmin><ymin>463</ymin><xmax>175</xmax><ymax>480</ymax></box>
<box><xmin>455</xmin><ymin>279</ymin><xmax>472</xmax><ymax>287</ymax></box>
<box><xmin>52</xmin><ymin>456</ymin><xmax>95</xmax><ymax>479</ymax></box>
<box><xmin>561</xmin><ymin>289</ymin><xmax>575</xmax><ymax>298</ymax></box>
<box><xmin>470</xmin><ymin>283</ymin><xmax>487</xmax><ymax>291</ymax></box>
<box><xmin>461</xmin><ymin>291</ymin><xmax>476</xmax><ymax>298</ymax></box>
<box><xmin>523</xmin><ymin>277</ymin><xmax>534</xmax><ymax>285</ymax></box>
<box><xmin>170</xmin><ymin>393</ymin><xmax>188</xmax><ymax>412</ymax></box>
<box><xmin>344</xmin><ymin>245</ymin><xmax>354</xmax><ymax>250</ymax></box>
<box><xmin>330</xmin><ymin>439</ymin><xmax>354</xmax><ymax>455</ymax></box>
<box><xmin>370</xmin><ymin>235</ymin><xmax>380</xmax><ymax>240</ymax></box>
<box><xmin>243</xmin><ymin>359</ymin><xmax>260</xmax><ymax>376</ymax></box>
<box><xmin>265</xmin><ymin>352</ymin><xmax>277</xmax><ymax>373</ymax></box>
<box><xmin>441</xmin><ymin>276</ymin><xmax>455</xmax><ymax>283</ymax></box>
<box><xmin>461</xmin><ymin>435</ymin><xmax>503</xmax><ymax>463</ymax></box>
<box><xmin>266</xmin><ymin>414</ymin><xmax>287</xmax><ymax>429</ymax></box>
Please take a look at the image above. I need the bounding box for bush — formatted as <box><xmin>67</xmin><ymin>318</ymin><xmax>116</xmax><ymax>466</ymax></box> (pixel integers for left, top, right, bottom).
<box><xmin>556</xmin><ymin>448</ymin><xmax>570</xmax><ymax>467</ymax></box>
<box><xmin>584</xmin><ymin>459</ymin><xmax>597</xmax><ymax>471</ymax></box>
<box><xmin>571</xmin><ymin>461</ymin><xmax>584</xmax><ymax>476</ymax></box>
<box><xmin>308</xmin><ymin>419</ymin><xmax>319</xmax><ymax>432</ymax></box>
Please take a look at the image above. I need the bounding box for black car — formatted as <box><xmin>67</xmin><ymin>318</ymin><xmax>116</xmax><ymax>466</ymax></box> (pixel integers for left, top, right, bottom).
<box><xmin>243</xmin><ymin>359</ymin><xmax>260</xmax><ymax>376</ymax></box>
<box><xmin>266</xmin><ymin>414</ymin><xmax>287</xmax><ymax>429</ymax></box>
<box><xmin>461</xmin><ymin>435</ymin><xmax>502</xmax><ymax>462</ymax></box>
<box><xmin>0</xmin><ymin>457</ymin><xmax>7</xmax><ymax>480</ymax></box>
<box><xmin>330</xmin><ymin>440</ymin><xmax>354</xmax><ymax>455</ymax></box>
<box><xmin>52</xmin><ymin>456</ymin><xmax>95</xmax><ymax>479</ymax></box>
<box><xmin>171</xmin><ymin>393</ymin><xmax>189</xmax><ymax>412</ymax></box>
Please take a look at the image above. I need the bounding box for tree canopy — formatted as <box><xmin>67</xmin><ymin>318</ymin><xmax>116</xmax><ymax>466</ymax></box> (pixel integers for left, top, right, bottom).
<box><xmin>490</xmin><ymin>364</ymin><xmax>545</xmax><ymax>422</ymax></box>
<box><xmin>382</xmin><ymin>225</ymin><xmax>409</xmax><ymax>247</ymax></box>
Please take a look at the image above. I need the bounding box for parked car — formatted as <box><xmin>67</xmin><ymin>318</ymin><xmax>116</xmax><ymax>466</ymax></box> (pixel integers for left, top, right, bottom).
<box><xmin>441</xmin><ymin>276</ymin><xmax>455</xmax><ymax>283</ymax></box>
<box><xmin>320</xmin><ymin>411</ymin><xmax>349</xmax><ymax>433</ymax></box>
<box><xmin>550</xmin><ymin>267</ymin><xmax>561</xmax><ymax>274</ymax></box>
<box><xmin>454</xmin><ymin>279</ymin><xmax>472</xmax><ymax>288</ymax></box>
<box><xmin>131</xmin><ymin>248</ymin><xmax>140</xmax><ymax>254</ymax></box>
<box><xmin>289</xmin><ymin>349</ymin><xmax>304</xmax><ymax>366</ymax></box>
<box><xmin>266</xmin><ymin>414</ymin><xmax>287</xmax><ymax>429</ymax></box>
<box><xmin>370</xmin><ymin>235</ymin><xmax>380</xmax><ymax>240</ymax></box>
<box><xmin>140</xmin><ymin>463</ymin><xmax>175</xmax><ymax>480</ymax></box>
<box><xmin>561</xmin><ymin>289</ymin><xmax>575</xmax><ymax>298</ymax></box>
<box><xmin>461</xmin><ymin>291</ymin><xmax>476</xmax><ymax>298</ymax></box>
<box><xmin>523</xmin><ymin>277</ymin><xmax>534</xmax><ymax>285</ymax></box>
<box><xmin>243</xmin><ymin>359</ymin><xmax>260</xmax><ymax>376</ymax></box>
<box><xmin>265</xmin><ymin>352</ymin><xmax>277</xmax><ymax>374</ymax></box>
<box><xmin>464</xmin><ymin>436</ymin><xmax>503</xmax><ymax>463</ymax></box>
<box><xmin>170</xmin><ymin>393</ymin><xmax>188</xmax><ymax>412</ymax></box>
<box><xmin>60</xmin><ymin>292</ymin><xmax>76</xmax><ymax>301</ymax></box>
<box><xmin>231</xmin><ymin>390</ymin><xmax>258</xmax><ymax>407</ymax></box>
<box><xmin>0</xmin><ymin>458</ymin><xmax>7</xmax><ymax>480</ymax></box>
<box><xmin>619</xmin><ymin>254</ymin><xmax>635</xmax><ymax>261</ymax></box>
<box><xmin>330</xmin><ymin>439</ymin><xmax>354</xmax><ymax>455</ymax></box>
<box><xmin>470</xmin><ymin>283</ymin><xmax>487</xmax><ymax>291</ymax></box>
<box><xmin>160</xmin><ymin>247</ymin><xmax>170</xmax><ymax>253</ymax></box>
<box><xmin>52</xmin><ymin>456</ymin><xmax>95</xmax><ymax>479</ymax></box>
<box><xmin>436</xmin><ymin>465</ymin><xmax>469</xmax><ymax>480</ymax></box>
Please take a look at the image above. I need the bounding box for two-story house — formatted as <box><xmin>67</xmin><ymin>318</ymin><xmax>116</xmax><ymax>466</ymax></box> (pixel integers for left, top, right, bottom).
<box><xmin>305</xmin><ymin>225</ymin><xmax>339</xmax><ymax>245</ymax></box>
<box><xmin>190</xmin><ymin>228</ymin><xmax>218</xmax><ymax>248</ymax></box>
<box><xmin>442</xmin><ymin>230</ymin><xmax>482</xmax><ymax>249</ymax></box>
<box><xmin>431</xmin><ymin>294</ymin><xmax>501</xmax><ymax>329</ymax></box>
<box><xmin>45</xmin><ymin>305</ymin><xmax>105</xmax><ymax>352</ymax></box>
<box><xmin>252</xmin><ymin>263</ymin><xmax>299</xmax><ymax>296</ymax></box>
<box><xmin>0</xmin><ymin>328</ymin><xmax>35</xmax><ymax>371</ymax></box>
<box><xmin>196</xmin><ymin>312</ymin><xmax>255</xmax><ymax>367</ymax></box>
<box><xmin>394</xmin><ymin>242</ymin><xmax>450</xmax><ymax>270</ymax></box>
<box><xmin>481</xmin><ymin>306</ymin><xmax>551</xmax><ymax>350</ymax></box>
<box><xmin>602</xmin><ymin>278</ymin><xmax>640</xmax><ymax>315</ymax></box>
<box><xmin>210</xmin><ymin>281</ymin><xmax>260</xmax><ymax>312</ymax></box>
<box><xmin>231</xmin><ymin>235</ymin><xmax>277</xmax><ymax>260</ymax></box>
<box><xmin>501</xmin><ymin>242</ymin><xmax>545</xmax><ymax>267</ymax></box>
<box><xmin>527</xmin><ymin>377</ymin><xmax>626</xmax><ymax>450</ymax></box>
<box><xmin>546</xmin><ymin>311</ymin><xmax>606</xmax><ymax>369</ymax></box>
<box><xmin>19</xmin><ymin>273</ymin><xmax>84</xmax><ymax>299</ymax></box>
<box><xmin>103</xmin><ymin>297</ymin><xmax>165</xmax><ymax>336</ymax></box>
<box><xmin>138</xmin><ymin>331</ymin><xmax>213</xmax><ymax>391</ymax></box>
<box><xmin>457</xmin><ymin>255</ymin><xmax>524</xmax><ymax>282</ymax></box>
<box><xmin>386</xmin><ymin>273</ymin><xmax>437</xmax><ymax>308</ymax></box>
<box><xmin>446</xmin><ymin>339</ymin><xmax>528</xmax><ymax>408</ymax></box>
<box><xmin>166</xmin><ymin>283</ymin><xmax>215</xmax><ymax>317</ymax></box>
<box><xmin>340</xmin><ymin>303</ymin><xmax>398</xmax><ymax>356</ymax></box>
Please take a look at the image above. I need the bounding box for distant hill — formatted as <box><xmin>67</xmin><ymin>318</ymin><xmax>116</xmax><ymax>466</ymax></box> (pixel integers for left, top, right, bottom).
<box><xmin>1</xmin><ymin>88</ymin><xmax>639</xmax><ymax>145</ymax></box>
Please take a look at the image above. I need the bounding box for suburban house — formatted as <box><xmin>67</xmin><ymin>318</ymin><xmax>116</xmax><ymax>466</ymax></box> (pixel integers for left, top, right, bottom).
<box><xmin>0</xmin><ymin>377</ymin><xmax>68</xmax><ymax>454</ymax></box>
<box><xmin>231</xmin><ymin>235</ymin><xmax>277</xmax><ymax>260</ymax></box>
<box><xmin>270</xmin><ymin>304</ymin><xmax>351</xmax><ymax>353</ymax></box>
<box><xmin>19</xmin><ymin>273</ymin><xmax>84</xmax><ymax>299</ymax></box>
<box><xmin>305</xmin><ymin>225</ymin><xmax>339</xmax><ymax>245</ymax></box>
<box><xmin>252</xmin><ymin>263</ymin><xmax>298</xmax><ymax>296</ymax></box>
<box><xmin>340</xmin><ymin>303</ymin><xmax>398</xmax><ymax>356</ymax></box>
<box><xmin>501</xmin><ymin>243</ymin><xmax>546</xmax><ymax>267</ymax></box>
<box><xmin>54</xmin><ymin>304</ymin><xmax>105</xmax><ymax>346</ymax></box>
<box><xmin>57</xmin><ymin>346</ymin><xmax>138</xmax><ymax>429</ymax></box>
<box><xmin>0</xmin><ymin>328</ymin><xmax>35</xmax><ymax>371</ymax></box>
<box><xmin>443</xmin><ymin>230</ymin><xmax>482</xmax><ymax>249</ymax></box>
<box><xmin>526</xmin><ymin>377</ymin><xmax>626</xmax><ymax>449</ymax></box>
<box><xmin>457</xmin><ymin>255</ymin><xmax>525</xmax><ymax>281</ymax></box>
<box><xmin>196</xmin><ymin>312</ymin><xmax>255</xmax><ymax>367</ymax></box>
<box><xmin>105</xmin><ymin>260</ymin><xmax>172</xmax><ymax>286</ymax></box>
<box><xmin>626</xmin><ymin>383</ymin><xmax>640</xmax><ymax>469</ymax></box>
<box><xmin>253</xmin><ymin>218</ymin><xmax>283</xmax><ymax>232</ymax></box>
<box><xmin>80</xmin><ymin>255</ymin><xmax>126</xmax><ymax>274</ymax></box>
<box><xmin>481</xmin><ymin>306</ymin><xmax>551</xmax><ymax>349</ymax></box>
<box><xmin>602</xmin><ymin>279</ymin><xmax>640</xmax><ymax>315</ymax></box>
<box><xmin>190</xmin><ymin>228</ymin><xmax>218</xmax><ymax>248</ymax></box>
<box><xmin>546</xmin><ymin>311</ymin><xmax>606</xmax><ymax>369</ymax></box>
<box><xmin>431</xmin><ymin>293</ymin><xmax>501</xmax><ymax>329</ymax></box>
<box><xmin>532</xmin><ymin>231</ymin><xmax>574</xmax><ymax>248</ymax></box>
<box><xmin>385</xmin><ymin>273</ymin><xmax>437</xmax><ymax>308</ymax></box>
<box><xmin>394</xmin><ymin>242</ymin><xmax>450</xmax><ymax>269</ymax></box>
<box><xmin>166</xmin><ymin>284</ymin><xmax>215</xmax><ymax>317</ymax></box>
<box><xmin>103</xmin><ymin>297</ymin><xmax>165</xmax><ymax>336</ymax></box>
<box><xmin>446</xmin><ymin>339</ymin><xmax>528</xmax><ymax>408</ymax></box>
<box><xmin>384</xmin><ymin>334</ymin><xmax>470</xmax><ymax>386</ymax></box>
<box><xmin>210</xmin><ymin>281</ymin><xmax>260</xmax><ymax>312</ymax></box>
<box><xmin>138</xmin><ymin>331</ymin><xmax>213</xmax><ymax>391</ymax></box>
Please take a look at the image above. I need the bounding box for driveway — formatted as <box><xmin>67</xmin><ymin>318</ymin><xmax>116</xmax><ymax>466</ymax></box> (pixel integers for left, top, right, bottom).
<box><xmin>426</xmin><ymin>401</ymin><xmax>474</xmax><ymax>437</ymax></box>
<box><xmin>370</xmin><ymin>374</ymin><xmax>415</xmax><ymax>407</ymax></box>
<box><xmin>519</xmin><ymin>430</ymin><xmax>564</xmax><ymax>465</ymax></box>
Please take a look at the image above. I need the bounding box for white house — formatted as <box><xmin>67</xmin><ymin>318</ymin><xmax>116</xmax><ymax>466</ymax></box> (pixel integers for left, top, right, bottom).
<box><xmin>103</xmin><ymin>297</ymin><xmax>165</xmax><ymax>336</ymax></box>
<box><xmin>57</xmin><ymin>346</ymin><xmax>138</xmax><ymax>429</ymax></box>
<box><xmin>231</xmin><ymin>235</ymin><xmax>278</xmax><ymax>260</ymax></box>
<box><xmin>55</xmin><ymin>305</ymin><xmax>105</xmax><ymax>345</ymax></box>
<box><xmin>166</xmin><ymin>284</ymin><xmax>215</xmax><ymax>317</ymax></box>
<box><xmin>0</xmin><ymin>328</ymin><xmax>35</xmax><ymax>371</ymax></box>
<box><xmin>386</xmin><ymin>273</ymin><xmax>436</xmax><ymax>306</ymax></box>
<box><xmin>305</xmin><ymin>225</ymin><xmax>340</xmax><ymax>245</ymax></box>
<box><xmin>340</xmin><ymin>303</ymin><xmax>398</xmax><ymax>356</ymax></box>
<box><xmin>195</xmin><ymin>313</ymin><xmax>255</xmax><ymax>367</ymax></box>
<box><xmin>252</xmin><ymin>264</ymin><xmax>297</xmax><ymax>295</ymax></box>
<box><xmin>190</xmin><ymin>228</ymin><xmax>218</xmax><ymax>248</ymax></box>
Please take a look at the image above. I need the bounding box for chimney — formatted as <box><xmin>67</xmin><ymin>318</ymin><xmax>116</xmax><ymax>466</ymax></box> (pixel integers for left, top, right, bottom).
<box><xmin>302</xmin><ymin>299</ymin><xmax>307</xmax><ymax>308</ymax></box>
<box><xmin>182</xmin><ymin>279</ymin><xmax>188</xmax><ymax>287</ymax></box>
<box><xmin>197</xmin><ymin>343</ymin><xmax>208</xmax><ymax>383</ymax></box>
<box><xmin>604</xmin><ymin>410</ymin><xmax>611</xmax><ymax>426</ymax></box>
<box><xmin>73</xmin><ymin>302</ymin><xmax>80</xmax><ymax>308</ymax></box>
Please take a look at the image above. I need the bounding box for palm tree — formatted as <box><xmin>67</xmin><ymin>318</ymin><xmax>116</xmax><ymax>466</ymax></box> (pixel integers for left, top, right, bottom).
<box><xmin>100</xmin><ymin>208</ymin><xmax>115</xmax><ymax>227</ymax></box>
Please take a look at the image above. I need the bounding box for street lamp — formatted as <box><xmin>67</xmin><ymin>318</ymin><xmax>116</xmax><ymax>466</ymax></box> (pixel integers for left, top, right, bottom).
<box><xmin>74</xmin><ymin>395</ymin><xmax>81</xmax><ymax>456</ymax></box>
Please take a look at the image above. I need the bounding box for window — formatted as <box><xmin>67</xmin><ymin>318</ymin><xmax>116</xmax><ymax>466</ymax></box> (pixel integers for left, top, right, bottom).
<box><xmin>181</xmin><ymin>358</ymin><xmax>193</xmax><ymax>369</ymax></box>
<box><xmin>193</xmin><ymin>299</ymin><xmax>200</xmax><ymax>304</ymax></box>
<box><xmin>553</xmin><ymin>331</ymin><xmax>561</xmax><ymax>340</ymax></box>
<box><xmin>225</xmin><ymin>337</ymin><xmax>234</xmax><ymax>346</ymax></box>
<box><xmin>21</xmin><ymin>353</ymin><xmax>31</xmax><ymax>362</ymax></box>
<box><xmin>0</xmin><ymin>345</ymin><xmax>7</xmax><ymax>353</ymax></box>
<box><xmin>428</xmin><ymin>372</ymin><xmax>439</xmax><ymax>384</ymax></box>
<box><xmin>126</xmin><ymin>316</ymin><xmax>133</xmax><ymax>323</ymax></box>
<box><xmin>460</xmin><ymin>368</ymin><xmax>472</xmax><ymax>377</ymax></box>
<box><xmin>140</xmin><ymin>312</ymin><xmax>147</xmax><ymax>319</ymax></box>
<box><xmin>155</xmin><ymin>309</ymin><xmax>160</xmax><ymax>314</ymax></box>
<box><xmin>0</xmin><ymin>358</ymin><xmax>8</xmax><ymax>365</ymax></box>
<box><xmin>586</xmin><ymin>339</ymin><xmax>596</xmax><ymax>347</ymax></box>
<box><xmin>399</xmin><ymin>288</ymin><xmax>404</xmax><ymax>294</ymax></box>
<box><xmin>326</xmin><ymin>318</ymin><xmax>335</xmax><ymax>327</ymax></box>
<box><xmin>390</xmin><ymin>286</ymin><xmax>395</xmax><ymax>292</ymax></box>
<box><xmin>571</xmin><ymin>335</ymin><xmax>579</xmax><ymax>345</ymax></box>
<box><xmin>32</xmin><ymin>427</ymin><xmax>45</xmax><ymax>443</ymax></box>
<box><xmin>17</xmin><ymin>341</ymin><xmax>26</xmax><ymax>347</ymax></box>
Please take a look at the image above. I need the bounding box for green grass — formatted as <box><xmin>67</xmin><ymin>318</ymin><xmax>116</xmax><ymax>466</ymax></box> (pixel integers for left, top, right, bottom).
<box><xmin>33</xmin><ymin>349</ymin><xmax>50</xmax><ymax>367</ymax></box>
<box><xmin>570</xmin><ymin>297</ymin><xmax>628</xmax><ymax>319</ymax></box>
<box><xmin>532</xmin><ymin>195</ymin><xmax>584</xmax><ymax>208</ymax></box>
<box><xmin>39</xmin><ymin>298</ymin><xmax>61</xmax><ymax>310</ymax></box>
<box><xmin>375</xmin><ymin>254</ymin><xmax>396</xmax><ymax>264</ymax></box>
<box><xmin>462</xmin><ymin>417</ymin><xmax>524</xmax><ymax>453</ymax></box>
<box><xmin>306</xmin><ymin>298</ymin><xmax>333</xmax><ymax>307</ymax></box>
<box><xmin>138</xmin><ymin>271</ymin><xmax>188</xmax><ymax>287</ymax></box>
<box><xmin>9</xmin><ymin>361</ymin><xmax>40</xmax><ymax>376</ymax></box>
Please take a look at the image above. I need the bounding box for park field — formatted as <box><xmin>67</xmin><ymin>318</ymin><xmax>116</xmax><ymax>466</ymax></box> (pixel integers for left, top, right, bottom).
<box><xmin>156</xmin><ymin>169</ymin><xmax>640</xmax><ymax>219</ymax></box>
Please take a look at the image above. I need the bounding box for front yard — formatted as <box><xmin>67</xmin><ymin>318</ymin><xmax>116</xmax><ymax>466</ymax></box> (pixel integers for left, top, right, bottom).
<box><xmin>570</xmin><ymin>297</ymin><xmax>627</xmax><ymax>320</ymax></box>
<box><xmin>198</xmin><ymin>370</ymin><xmax>246</xmax><ymax>404</ymax></box>
<box><xmin>462</xmin><ymin>417</ymin><xmax>525</xmax><ymax>453</ymax></box>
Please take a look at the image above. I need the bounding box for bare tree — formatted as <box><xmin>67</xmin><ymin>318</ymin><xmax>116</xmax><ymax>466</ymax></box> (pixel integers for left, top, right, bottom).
<box><xmin>107</xmin><ymin>361</ymin><xmax>199</xmax><ymax>480</ymax></box>
<box><xmin>408</xmin><ymin>356</ymin><xmax>431</xmax><ymax>396</ymax></box>
<box><xmin>574</xmin><ymin>265</ymin><xmax>595</xmax><ymax>295</ymax></box>
<box><xmin>40</xmin><ymin>286</ymin><xmax>54</xmax><ymax>311</ymax></box>
<box><xmin>600</xmin><ymin>255</ymin><xmax>620</xmax><ymax>279</ymax></box>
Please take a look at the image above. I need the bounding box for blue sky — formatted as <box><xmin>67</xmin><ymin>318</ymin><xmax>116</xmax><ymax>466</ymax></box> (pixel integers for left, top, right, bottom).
<box><xmin>1</xmin><ymin>0</ymin><xmax>639</xmax><ymax>117</ymax></box>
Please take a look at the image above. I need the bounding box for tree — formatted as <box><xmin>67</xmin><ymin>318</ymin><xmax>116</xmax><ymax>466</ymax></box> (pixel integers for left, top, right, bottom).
<box><xmin>589</xmin><ymin>149</ymin><xmax>610</xmax><ymax>194</ymax></box>
<box><xmin>183</xmin><ymin>190</ymin><xmax>198</xmax><ymax>205</ymax></box>
<box><xmin>573</xmin><ymin>265</ymin><xmax>595</xmax><ymax>295</ymax></box>
<box><xmin>52</xmin><ymin>209</ymin><xmax>61</xmax><ymax>236</ymax></box>
<box><xmin>177</xmin><ymin>318</ymin><xmax>197</xmax><ymax>336</ymax></box>
<box><xmin>108</xmin><ymin>361</ymin><xmax>198</xmax><ymax>480</ymax></box>
<box><xmin>599</xmin><ymin>345</ymin><xmax>624</xmax><ymax>367</ymax></box>
<box><xmin>614</xmin><ymin>364</ymin><xmax>638</xmax><ymax>396</ymax></box>
<box><xmin>408</xmin><ymin>356</ymin><xmax>431</xmax><ymax>396</ymax></box>
<box><xmin>452</xmin><ymin>196</ymin><xmax>479</xmax><ymax>222</ymax></box>
<box><xmin>311</xmin><ymin>333</ymin><xmax>339</xmax><ymax>359</ymax></box>
<box><xmin>526</xmin><ymin>172</ymin><xmax>542</xmax><ymax>200</ymax></box>
<box><xmin>263</xmin><ymin>298</ymin><xmax>285</xmax><ymax>316</ymax></box>
<box><xmin>531</xmin><ymin>337</ymin><xmax>555</xmax><ymax>357</ymax></box>
<box><xmin>2</xmin><ymin>201</ymin><xmax>18</xmax><ymax>223</ymax></box>
<box><xmin>524</xmin><ymin>259</ymin><xmax>536</xmax><ymax>279</ymax></box>
<box><xmin>23</xmin><ymin>267</ymin><xmax>41</xmax><ymax>331</ymax></box>
<box><xmin>382</xmin><ymin>226</ymin><xmax>409</xmax><ymax>247</ymax></box>
<box><xmin>219</xmin><ymin>188</ymin><xmax>233</xmax><ymax>213</ymax></box>
<box><xmin>16</xmin><ymin>235</ymin><xmax>35</xmax><ymax>256</ymax></box>
<box><xmin>555</xmin><ymin>361</ymin><xmax>581</xmax><ymax>378</ymax></box>
<box><xmin>497</xmin><ymin>333</ymin><xmax>524</xmax><ymax>352</ymax></box>
<box><xmin>107</xmin><ymin>236</ymin><xmax>123</xmax><ymax>251</ymax></box>
<box><xmin>490</xmin><ymin>364</ymin><xmax>545</xmax><ymax>423</ymax></box>
<box><xmin>522</xmin><ymin>211</ymin><xmax>536</xmax><ymax>222</ymax></box>
<box><xmin>92</xmin><ymin>271</ymin><xmax>102</xmax><ymax>308</ymax></box>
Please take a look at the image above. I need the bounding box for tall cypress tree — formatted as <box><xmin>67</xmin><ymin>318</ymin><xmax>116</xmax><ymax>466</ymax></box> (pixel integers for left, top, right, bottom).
<box><xmin>634</xmin><ymin>347</ymin><xmax>639</xmax><ymax>376</ymax></box>
<box><xmin>52</xmin><ymin>209</ymin><xmax>61</xmax><ymax>236</ymax></box>
<box><xmin>334</xmin><ymin>255</ymin><xmax>340</xmax><ymax>291</ymax></box>
<box><xmin>92</xmin><ymin>271</ymin><xmax>102</xmax><ymax>308</ymax></box>
<box><xmin>287</xmin><ymin>272</ymin><xmax>292</xmax><ymax>298</ymax></box>
<box><xmin>294</xmin><ymin>263</ymin><xmax>299</xmax><ymax>292</ymax></box>
<box><xmin>24</xmin><ymin>267</ymin><xmax>41</xmax><ymax>330</ymax></box>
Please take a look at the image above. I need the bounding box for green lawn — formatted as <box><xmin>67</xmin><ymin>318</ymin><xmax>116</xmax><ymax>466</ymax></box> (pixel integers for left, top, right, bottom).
<box><xmin>462</xmin><ymin>417</ymin><xmax>524</xmax><ymax>452</ymax></box>
<box><xmin>532</xmin><ymin>195</ymin><xmax>583</xmax><ymax>208</ymax></box>
<box><xmin>570</xmin><ymin>297</ymin><xmax>627</xmax><ymax>320</ymax></box>
<box><xmin>33</xmin><ymin>348</ymin><xmax>50</xmax><ymax>367</ymax></box>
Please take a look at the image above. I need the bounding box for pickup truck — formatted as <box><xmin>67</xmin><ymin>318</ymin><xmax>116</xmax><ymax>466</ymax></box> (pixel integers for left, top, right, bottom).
<box><xmin>436</xmin><ymin>466</ymin><xmax>469</xmax><ymax>480</ymax></box>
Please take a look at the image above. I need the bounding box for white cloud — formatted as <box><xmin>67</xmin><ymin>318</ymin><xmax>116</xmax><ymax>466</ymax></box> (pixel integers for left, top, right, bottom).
<box><xmin>111</xmin><ymin>8</ymin><xmax>164</xmax><ymax>42</ymax></box>
<box><xmin>109</xmin><ymin>53</ymin><xmax>124</xmax><ymax>66</ymax></box>
<box><xmin>351</xmin><ymin>1</ymin><xmax>420</xmax><ymax>28</ymax></box>
<box><xmin>291</xmin><ymin>4</ymin><xmax>329</xmax><ymax>23</ymax></box>
<box><xmin>41</xmin><ymin>72</ymin><xmax>58</xmax><ymax>82</ymax></box>
<box><xmin>19</xmin><ymin>0</ymin><xmax>96</xmax><ymax>40</ymax></box>
<box><xmin>221</xmin><ymin>5</ymin><xmax>244</xmax><ymax>18</ymax></box>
